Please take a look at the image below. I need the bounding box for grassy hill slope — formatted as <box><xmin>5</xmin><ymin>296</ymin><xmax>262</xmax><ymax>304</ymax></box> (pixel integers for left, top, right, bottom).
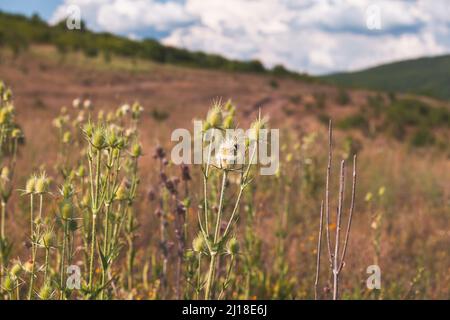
<box><xmin>322</xmin><ymin>55</ymin><xmax>450</xmax><ymax>101</ymax></box>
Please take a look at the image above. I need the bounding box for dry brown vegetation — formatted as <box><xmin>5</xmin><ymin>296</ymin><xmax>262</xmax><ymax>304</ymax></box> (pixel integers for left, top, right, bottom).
<box><xmin>0</xmin><ymin>45</ymin><xmax>449</xmax><ymax>299</ymax></box>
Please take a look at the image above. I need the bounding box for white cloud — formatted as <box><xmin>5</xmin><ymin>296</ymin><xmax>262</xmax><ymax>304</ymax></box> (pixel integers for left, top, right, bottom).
<box><xmin>50</xmin><ymin>0</ymin><xmax>450</xmax><ymax>74</ymax></box>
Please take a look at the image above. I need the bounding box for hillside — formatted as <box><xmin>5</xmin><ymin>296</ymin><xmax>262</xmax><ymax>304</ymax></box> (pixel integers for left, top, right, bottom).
<box><xmin>0</xmin><ymin>10</ymin><xmax>310</xmax><ymax>80</ymax></box>
<box><xmin>322</xmin><ymin>54</ymin><xmax>450</xmax><ymax>101</ymax></box>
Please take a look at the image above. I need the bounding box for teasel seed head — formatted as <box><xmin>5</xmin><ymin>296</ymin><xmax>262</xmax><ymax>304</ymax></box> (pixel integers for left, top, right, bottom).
<box><xmin>192</xmin><ymin>234</ymin><xmax>205</xmax><ymax>253</ymax></box>
<box><xmin>61</xmin><ymin>201</ymin><xmax>73</xmax><ymax>220</ymax></box>
<box><xmin>25</xmin><ymin>175</ymin><xmax>36</xmax><ymax>194</ymax></box>
<box><xmin>60</xmin><ymin>182</ymin><xmax>74</xmax><ymax>199</ymax></box>
<box><xmin>0</xmin><ymin>108</ymin><xmax>10</xmax><ymax>125</ymax></box>
<box><xmin>226</xmin><ymin>237</ymin><xmax>240</xmax><ymax>255</ymax></box>
<box><xmin>35</xmin><ymin>172</ymin><xmax>50</xmax><ymax>194</ymax></box>
<box><xmin>206</xmin><ymin>103</ymin><xmax>223</xmax><ymax>128</ymax></box>
<box><xmin>10</xmin><ymin>263</ymin><xmax>22</xmax><ymax>277</ymax></box>
<box><xmin>12</xmin><ymin>128</ymin><xmax>22</xmax><ymax>139</ymax></box>
<box><xmin>131</xmin><ymin>142</ymin><xmax>142</xmax><ymax>158</ymax></box>
<box><xmin>131</xmin><ymin>102</ymin><xmax>144</xmax><ymax>119</ymax></box>
<box><xmin>39</xmin><ymin>283</ymin><xmax>53</xmax><ymax>300</ymax></box>
<box><xmin>42</xmin><ymin>231</ymin><xmax>54</xmax><ymax>248</ymax></box>
<box><xmin>3</xmin><ymin>274</ymin><xmax>13</xmax><ymax>292</ymax></box>
<box><xmin>92</xmin><ymin>127</ymin><xmax>106</xmax><ymax>150</ymax></box>
<box><xmin>83</xmin><ymin>122</ymin><xmax>94</xmax><ymax>138</ymax></box>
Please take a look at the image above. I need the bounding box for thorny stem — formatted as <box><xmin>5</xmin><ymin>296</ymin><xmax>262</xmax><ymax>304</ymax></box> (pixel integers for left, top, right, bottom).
<box><xmin>89</xmin><ymin>148</ymin><xmax>101</xmax><ymax>291</ymax></box>
<box><xmin>27</xmin><ymin>193</ymin><xmax>35</xmax><ymax>300</ymax></box>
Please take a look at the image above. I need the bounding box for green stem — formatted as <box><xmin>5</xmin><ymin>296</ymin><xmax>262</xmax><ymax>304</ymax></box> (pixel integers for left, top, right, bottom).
<box><xmin>60</xmin><ymin>220</ymin><xmax>68</xmax><ymax>299</ymax></box>
<box><xmin>1</xmin><ymin>201</ymin><xmax>5</xmax><ymax>240</ymax></box>
<box><xmin>27</xmin><ymin>193</ymin><xmax>34</xmax><ymax>300</ymax></box>
<box><xmin>204</xmin><ymin>252</ymin><xmax>217</xmax><ymax>300</ymax></box>
<box><xmin>88</xmin><ymin>149</ymin><xmax>101</xmax><ymax>292</ymax></box>
<box><xmin>205</xmin><ymin>170</ymin><xmax>227</xmax><ymax>300</ymax></box>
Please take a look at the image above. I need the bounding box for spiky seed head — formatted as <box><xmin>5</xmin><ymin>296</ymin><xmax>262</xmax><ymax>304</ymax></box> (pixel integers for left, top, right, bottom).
<box><xmin>61</xmin><ymin>202</ymin><xmax>73</xmax><ymax>220</ymax></box>
<box><xmin>3</xmin><ymin>88</ymin><xmax>12</xmax><ymax>101</ymax></box>
<box><xmin>60</xmin><ymin>182</ymin><xmax>74</xmax><ymax>199</ymax></box>
<box><xmin>25</xmin><ymin>176</ymin><xmax>36</xmax><ymax>194</ymax></box>
<box><xmin>206</xmin><ymin>104</ymin><xmax>223</xmax><ymax>128</ymax></box>
<box><xmin>83</xmin><ymin>122</ymin><xmax>94</xmax><ymax>138</ymax></box>
<box><xmin>226</xmin><ymin>237</ymin><xmax>239</xmax><ymax>255</ymax></box>
<box><xmin>3</xmin><ymin>274</ymin><xmax>13</xmax><ymax>292</ymax></box>
<box><xmin>116</xmin><ymin>137</ymin><xmax>125</xmax><ymax>150</ymax></box>
<box><xmin>192</xmin><ymin>234</ymin><xmax>205</xmax><ymax>253</ymax></box>
<box><xmin>106</xmin><ymin>128</ymin><xmax>119</xmax><ymax>148</ymax></box>
<box><xmin>223</xmin><ymin>115</ymin><xmax>234</xmax><ymax>129</ymax></box>
<box><xmin>39</xmin><ymin>283</ymin><xmax>53</xmax><ymax>300</ymax></box>
<box><xmin>131</xmin><ymin>142</ymin><xmax>142</xmax><ymax>158</ymax></box>
<box><xmin>42</xmin><ymin>231</ymin><xmax>54</xmax><ymax>248</ymax></box>
<box><xmin>35</xmin><ymin>172</ymin><xmax>49</xmax><ymax>194</ymax></box>
<box><xmin>131</xmin><ymin>102</ymin><xmax>143</xmax><ymax>119</ymax></box>
<box><xmin>11</xmin><ymin>128</ymin><xmax>22</xmax><ymax>139</ymax></box>
<box><xmin>0</xmin><ymin>108</ymin><xmax>9</xmax><ymax>125</ymax></box>
<box><xmin>10</xmin><ymin>263</ymin><xmax>22</xmax><ymax>277</ymax></box>
<box><xmin>249</xmin><ymin>117</ymin><xmax>267</xmax><ymax>141</ymax></box>
<box><xmin>92</xmin><ymin>127</ymin><xmax>106</xmax><ymax>149</ymax></box>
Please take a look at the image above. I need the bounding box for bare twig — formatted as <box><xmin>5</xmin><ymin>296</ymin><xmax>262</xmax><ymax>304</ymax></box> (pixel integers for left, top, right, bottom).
<box><xmin>314</xmin><ymin>200</ymin><xmax>324</xmax><ymax>300</ymax></box>
<box><xmin>325</xmin><ymin>120</ymin><xmax>333</xmax><ymax>266</ymax></box>
<box><xmin>339</xmin><ymin>155</ymin><xmax>357</xmax><ymax>273</ymax></box>
<box><xmin>333</xmin><ymin>160</ymin><xmax>345</xmax><ymax>300</ymax></box>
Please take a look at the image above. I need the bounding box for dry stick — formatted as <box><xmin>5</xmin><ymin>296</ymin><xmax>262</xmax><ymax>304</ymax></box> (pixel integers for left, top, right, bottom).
<box><xmin>338</xmin><ymin>155</ymin><xmax>357</xmax><ymax>273</ymax></box>
<box><xmin>325</xmin><ymin>120</ymin><xmax>333</xmax><ymax>266</ymax></box>
<box><xmin>333</xmin><ymin>160</ymin><xmax>345</xmax><ymax>300</ymax></box>
<box><xmin>314</xmin><ymin>200</ymin><xmax>324</xmax><ymax>300</ymax></box>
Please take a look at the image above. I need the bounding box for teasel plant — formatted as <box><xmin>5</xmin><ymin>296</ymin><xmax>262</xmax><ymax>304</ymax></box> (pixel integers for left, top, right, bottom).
<box><xmin>198</xmin><ymin>101</ymin><xmax>267</xmax><ymax>300</ymax></box>
<box><xmin>314</xmin><ymin>120</ymin><xmax>357</xmax><ymax>300</ymax></box>
<box><xmin>0</xmin><ymin>82</ymin><xmax>24</xmax><ymax>294</ymax></box>
<box><xmin>81</xmin><ymin>117</ymin><xmax>144</xmax><ymax>299</ymax></box>
<box><xmin>19</xmin><ymin>171</ymin><xmax>51</xmax><ymax>300</ymax></box>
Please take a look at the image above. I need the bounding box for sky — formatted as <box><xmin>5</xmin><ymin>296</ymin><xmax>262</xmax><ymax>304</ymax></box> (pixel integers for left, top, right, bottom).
<box><xmin>1</xmin><ymin>0</ymin><xmax>449</xmax><ymax>75</ymax></box>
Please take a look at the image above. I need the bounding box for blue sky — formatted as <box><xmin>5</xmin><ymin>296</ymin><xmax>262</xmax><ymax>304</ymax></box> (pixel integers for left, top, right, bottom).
<box><xmin>1</xmin><ymin>0</ymin><xmax>449</xmax><ymax>75</ymax></box>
